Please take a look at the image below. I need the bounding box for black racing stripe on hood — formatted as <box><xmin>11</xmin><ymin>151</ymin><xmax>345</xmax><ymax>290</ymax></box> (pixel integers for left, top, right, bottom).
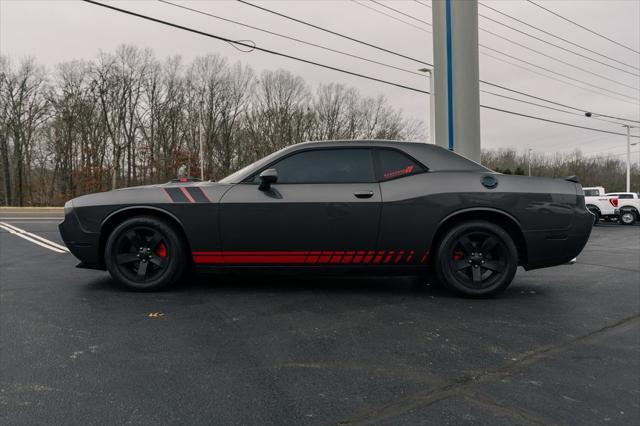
<box><xmin>187</xmin><ymin>187</ymin><xmax>209</xmax><ymax>203</ymax></box>
<box><xmin>165</xmin><ymin>187</ymin><xmax>189</xmax><ymax>203</ymax></box>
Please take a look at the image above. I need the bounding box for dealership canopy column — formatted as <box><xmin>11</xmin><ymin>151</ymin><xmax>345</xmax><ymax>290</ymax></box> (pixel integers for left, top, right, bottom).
<box><xmin>432</xmin><ymin>0</ymin><xmax>481</xmax><ymax>162</ymax></box>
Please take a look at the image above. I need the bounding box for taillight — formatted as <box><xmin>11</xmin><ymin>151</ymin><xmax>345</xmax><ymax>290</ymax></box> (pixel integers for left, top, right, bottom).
<box><xmin>609</xmin><ymin>197</ymin><xmax>618</xmax><ymax>207</ymax></box>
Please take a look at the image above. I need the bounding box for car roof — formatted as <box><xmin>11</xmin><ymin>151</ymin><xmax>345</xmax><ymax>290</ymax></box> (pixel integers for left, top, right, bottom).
<box><xmin>219</xmin><ymin>140</ymin><xmax>490</xmax><ymax>183</ymax></box>
<box><xmin>284</xmin><ymin>140</ymin><xmax>490</xmax><ymax>172</ymax></box>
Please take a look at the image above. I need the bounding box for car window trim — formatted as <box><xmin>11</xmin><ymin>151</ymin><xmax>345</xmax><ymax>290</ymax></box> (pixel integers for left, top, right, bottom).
<box><xmin>242</xmin><ymin>146</ymin><xmax>377</xmax><ymax>184</ymax></box>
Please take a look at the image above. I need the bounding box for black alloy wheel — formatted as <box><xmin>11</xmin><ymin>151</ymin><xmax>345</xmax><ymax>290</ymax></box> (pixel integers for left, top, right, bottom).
<box><xmin>436</xmin><ymin>221</ymin><xmax>518</xmax><ymax>298</ymax></box>
<box><xmin>105</xmin><ymin>216</ymin><xmax>187</xmax><ymax>291</ymax></box>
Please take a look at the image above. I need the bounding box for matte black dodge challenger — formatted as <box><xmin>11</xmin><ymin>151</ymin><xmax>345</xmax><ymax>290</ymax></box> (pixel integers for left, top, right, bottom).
<box><xmin>59</xmin><ymin>140</ymin><xmax>593</xmax><ymax>297</ymax></box>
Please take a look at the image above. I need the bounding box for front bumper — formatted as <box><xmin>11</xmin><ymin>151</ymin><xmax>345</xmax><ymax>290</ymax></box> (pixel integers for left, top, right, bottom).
<box><xmin>58</xmin><ymin>205</ymin><xmax>103</xmax><ymax>268</ymax></box>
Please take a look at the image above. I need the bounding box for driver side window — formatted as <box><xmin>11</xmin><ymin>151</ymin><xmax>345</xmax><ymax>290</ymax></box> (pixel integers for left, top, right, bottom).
<box><xmin>256</xmin><ymin>148</ymin><xmax>375</xmax><ymax>184</ymax></box>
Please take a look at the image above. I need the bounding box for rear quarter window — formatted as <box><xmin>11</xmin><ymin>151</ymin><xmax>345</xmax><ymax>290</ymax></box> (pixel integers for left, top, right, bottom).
<box><xmin>378</xmin><ymin>149</ymin><xmax>425</xmax><ymax>181</ymax></box>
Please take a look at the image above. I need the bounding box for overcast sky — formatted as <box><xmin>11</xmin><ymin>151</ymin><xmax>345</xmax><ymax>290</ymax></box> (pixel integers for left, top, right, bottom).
<box><xmin>1</xmin><ymin>0</ymin><xmax>639</xmax><ymax>163</ymax></box>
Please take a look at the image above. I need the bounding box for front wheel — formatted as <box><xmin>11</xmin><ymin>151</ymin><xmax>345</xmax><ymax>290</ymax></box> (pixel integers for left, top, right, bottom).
<box><xmin>105</xmin><ymin>216</ymin><xmax>188</xmax><ymax>291</ymax></box>
<box><xmin>620</xmin><ymin>210</ymin><xmax>636</xmax><ymax>225</ymax></box>
<box><xmin>435</xmin><ymin>221</ymin><xmax>518</xmax><ymax>298</ymax></box>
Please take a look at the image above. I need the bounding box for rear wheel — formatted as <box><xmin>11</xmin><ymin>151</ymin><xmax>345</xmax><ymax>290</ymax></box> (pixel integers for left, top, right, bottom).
<box><xmin>435</xmin><ymin>221</ymin><xmax>518</xmax><ymax>298</ymax></box>
<box><xmin>620</xmin><ymin>210</ymin><xmax>636</xmax><ymax>225</ymax></box>
<box><xmin>105</xmin><ymin>216</ymin><xmax>187</xmax><ymax>291</ymax></box>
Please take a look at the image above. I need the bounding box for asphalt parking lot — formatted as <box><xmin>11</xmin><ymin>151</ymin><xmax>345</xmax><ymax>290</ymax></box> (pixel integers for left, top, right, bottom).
<box><xmin>1</xmin><ymin>209</ymin><xmax>638</xmax><ymax>425</ymax></box>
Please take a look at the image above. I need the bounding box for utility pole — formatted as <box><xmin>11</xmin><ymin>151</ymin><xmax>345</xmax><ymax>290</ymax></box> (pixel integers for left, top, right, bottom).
<box><xmin>199</xmin><ymin>100</ymin><xmax>205</xmax><ymax>181</ymax></box>
<box><xmin>528</xmin><ymin>148</ymin><xmax>533</xmax><ymax>176</ymax></box>
<box><xmin>586</xmin><ymin>113</ymin><xmax>636</xmax><ymax>192</ymax></box>
<box><xmin>418</xmin><ymin>68</ymin><xmax>436</xmax><ymax>144</ymax></box>
<box><xmin>432</xmin><ymin>0</ymin><xmax>481</xmax><ymax>162</ymax></box>
<box><xmin>624</xmin><ymin>125</ymin><xmax>631</xmax><ymax>192</ymax></box>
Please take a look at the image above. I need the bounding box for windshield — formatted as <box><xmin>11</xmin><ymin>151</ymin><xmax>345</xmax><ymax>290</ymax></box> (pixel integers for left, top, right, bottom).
<box><xmin>218</xmin><ymin>147</ymin><xmax>290</xmax><ymax>184</ymax></box>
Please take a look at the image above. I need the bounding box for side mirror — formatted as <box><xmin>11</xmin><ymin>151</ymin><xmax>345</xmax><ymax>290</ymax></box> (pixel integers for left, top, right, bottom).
<box><xmin>258</xmin><ymin>168</ymin><xmax>278</xmax><ymax>191</ymax></box>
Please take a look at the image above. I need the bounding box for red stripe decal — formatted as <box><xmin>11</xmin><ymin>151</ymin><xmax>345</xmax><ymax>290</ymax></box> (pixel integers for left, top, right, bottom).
<box><xmin>180</xmin><ymin>187</ymin><xmax>196</xmax><ymax>203</ymax></box>
<box><xmin>406</xmin><ymin>250</ymin><xmax>415</xmax><ymax>263</ymax></box>
<box><xmin>384</xmin><ymin>251</ymin><xmax>395</xmax><ymax>264</ymax></box>
<box><xmin>341</xmin><ymin>251</ymin><xmax>355</xmax><ymax>264</ymax></box>
<box><xmin>353</xmin><ymin>251</ymin><xmax>366</xmax><ymax>264</ymax></box>
<box><xmin>192</xmin><ymin>250</ymin><xmax>420</xmax><ymax>265</ymax></box>
<box><xmin>330</xmin><ymin>251</ymin><xmax>345</xmax><ymax>264</ymax></box>
<box><xmin>305</xmin><ymin>251</ymin><xmax>322</xmax><ymax>264</ymax></box>
<box><xmin>363</xmin><ymin>251</ymin><xmax>375</xmax><ymax>264</ymax></box>
<box><xmin>318</xmin><ymin>251</ymin><xmax>333</xmax><ymax>263</ymax></box>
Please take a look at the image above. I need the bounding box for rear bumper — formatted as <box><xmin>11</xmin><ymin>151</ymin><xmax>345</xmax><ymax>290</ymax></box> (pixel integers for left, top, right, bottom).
<box><xmin>58</xmin><ymin>207</ymin><xmax>103</xmax><ymax>268</ymax></box>
<box><xmin>523</xmin><ymin>209</ymin><xmax>593</xmax><ymax>270</ymax></box>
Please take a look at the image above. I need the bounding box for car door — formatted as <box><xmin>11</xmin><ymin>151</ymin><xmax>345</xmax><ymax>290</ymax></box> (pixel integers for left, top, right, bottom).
<box><xmin>217</xmin><ymin>148</ymin><xmax>381</xmax><ymax>265</ymax></box>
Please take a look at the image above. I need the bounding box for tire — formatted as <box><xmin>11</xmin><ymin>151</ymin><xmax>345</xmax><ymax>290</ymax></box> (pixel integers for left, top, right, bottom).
<box><xmin>587</xmin><ymin>207</ymin><xmax>600</xmax><ymax>226</ymax></box>
<box><xmin>620</xmin><ymin>210</ymin><xmax>636</xmax><ymax>226</ymax></box>
<box><xmin>435</xmin><ymin>220</ymin><xmax>518</xmax><ymax>298</ymax></box>
<box><xmin>104</xmin><ymin>216</ymin><xmax>188</xmax><ymax>291</ymax></box>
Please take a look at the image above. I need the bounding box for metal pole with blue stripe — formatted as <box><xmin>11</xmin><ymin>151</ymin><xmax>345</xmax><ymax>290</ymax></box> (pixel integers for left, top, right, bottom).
<box><xmin>432</xmin><ymin>0</ymin><xmax>482</xmax><ymax>162</ymax></box>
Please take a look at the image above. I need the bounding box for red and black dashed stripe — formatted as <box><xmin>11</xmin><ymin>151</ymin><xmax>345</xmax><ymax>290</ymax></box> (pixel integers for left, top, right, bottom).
<box><xmin>164</xmin><ymin>187</ymin><xmax>210</xmax><ymax>203</ymax></box>
<box><xmin>192</xmin><ymin>250</ymin><xmax>429</xmax><ymax>265</ymax></box>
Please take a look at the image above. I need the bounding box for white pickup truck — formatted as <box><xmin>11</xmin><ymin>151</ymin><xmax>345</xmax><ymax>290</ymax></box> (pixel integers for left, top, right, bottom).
<box><xmin>605</xmin><ymin>192</ymin><xmax>640</xmax><ymax>225</ymax></box>
<box><xmin>583</xmin><ymin>187</ymin><xmax>619</xmax><ymax>225</ymax></box>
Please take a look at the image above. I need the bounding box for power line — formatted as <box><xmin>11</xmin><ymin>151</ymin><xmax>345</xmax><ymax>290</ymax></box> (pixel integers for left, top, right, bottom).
<box><xmin>371</xmin><ymin>0</ymin><xmax>640</xmax><ymax>96</ymax></box>
<box><xmin>478</xmin><ymin>1</ymin><xmax>639</xmax><ymax>71</ymax></box>
<box><xmin>348</xmin><ymin>0</ymin><xmax>430</xmax><ymax>34</ymax></box>
<box><xmin>166</xmin><ymin>0</ymin><xmax>639</xmax><ymax>124</ymax></box>
<box><xmin>369</xmin><ymin>0</ymin><xmax>431</xmax><ymax>26</ymax></box>
<box><xmin>481</xmin><ymin>105</ymin><xmax>639</xmax><ymax>138</ymax></box>
<box><xmin>480</xmin><ymin>50</ymin><xmax>640</xmax><ymax>111</ymax></box>
<box><xmin>478</xmin><ymin>10</ymin><xmax>639</xmax><ymax>77</ymax></box>
<box><xmin>157</xmin><ymin>0</ymin><xmax>425</xmax><ymax>77</ymax></box>
<box><xmin>360</xmin><ymin>1</ymin><xmax>640</xmax><ymax>103</ymax></box>
<box><xmin>417</xmin><ymin>0</ymin><xmax>640</xmax><ymax>75</ymax></box>
<box><xmin>481</xmin><ymin>71</ymin><xmax>640</xmax><ymax>123</ymax></box>
<box><xmin>236</xmin><ymin>0</ymin><xmax>429</xmax><ymax>66</ymax></box>
<box><xmin>237</xmin><ymin>0</ymin><xmax>640</xmax><ymax>121</ymax></box>
<box><xmin>481</xmin><ymin>44</ymin><xmax>639</xmax><ymax>102</ymax></box>
<box><xmin>480</xmin><ymin>89</ymin><xmax>578</xmax><ymax>116</ymax></box>
<box><xmin>479</xmin><ymin>25</ymin><xmax>639</xmax><ymax>90</ymax></box>
<box><xmin>81</xmin><ymin>0</ymin><xmax>429</xmax><ymax>94</ymax></box>
<box><xmin>83</xmin><ymin>0</ymin><xmax>640</xmax><ymax>140</ymax></box>
<box><xmin>526</xmin><ymin>0</ymin><xmax>640</xmax><ymax>55</ymax></box>
<box><xmin>479</xmin><ymin>88</ymin><xmax>630</xmax><ymax>126</ymax></box>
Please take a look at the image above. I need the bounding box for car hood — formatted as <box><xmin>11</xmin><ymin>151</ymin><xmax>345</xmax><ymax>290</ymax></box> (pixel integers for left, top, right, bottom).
<box><xmin>69</xmin><ymin>181</ymin><xmax>233</xmax><ymax>207</ymax></box>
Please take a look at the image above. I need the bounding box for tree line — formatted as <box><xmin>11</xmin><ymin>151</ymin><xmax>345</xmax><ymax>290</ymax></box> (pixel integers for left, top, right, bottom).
<box><xmin>1</xmin><ymin>45</ymin><xmax>636</xmax><ymax>206</ymax></box>
<box><xmin>0</xmin><ymin>45</ymin><xmax>423</xmax><ymax>206</ymax></box>
<box><xmin>481</xmin><ymin>149</ymin><xmax>639</xmax><ymax>192</ymax></box>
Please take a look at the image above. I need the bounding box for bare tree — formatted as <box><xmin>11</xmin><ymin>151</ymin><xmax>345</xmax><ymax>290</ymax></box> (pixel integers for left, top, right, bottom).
<box><xmin>2</xmin><ymin>58</ymin><xmax>49</xmax><ymax>205</ymax></box>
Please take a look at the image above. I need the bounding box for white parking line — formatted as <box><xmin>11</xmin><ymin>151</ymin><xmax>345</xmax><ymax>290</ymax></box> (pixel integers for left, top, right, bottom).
<box><xmin>0</xmin><ymin>217</ymin><xmax>63</xmax><ymax>220</ymax></box>
<box><xmin>0</xmin><ymin>221</ymin><xmax>69</xmax><ymax>253</ymax></box>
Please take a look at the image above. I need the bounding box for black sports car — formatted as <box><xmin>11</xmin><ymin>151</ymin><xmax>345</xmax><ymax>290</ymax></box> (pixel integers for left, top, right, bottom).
<box><xmin>59</xmin><ymin>140</ymin><xmax>592</xmax><ymax>297</ymax></box>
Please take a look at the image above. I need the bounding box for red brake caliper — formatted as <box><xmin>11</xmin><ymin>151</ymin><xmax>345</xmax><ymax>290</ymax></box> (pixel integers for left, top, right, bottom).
<box><xmin>452</xmin><ymin>251</ymin><xmax>464</xmax><ymax>261</ymax></box>
<box><xmin>156</xmin><ymin>243</ymin><xmax>167</xmax><ymax>257</ymax></box>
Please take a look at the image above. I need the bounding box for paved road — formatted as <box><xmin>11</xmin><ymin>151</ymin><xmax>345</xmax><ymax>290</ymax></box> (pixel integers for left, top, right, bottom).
<box><xmin>1</xmin><ymin>210</ymin><xmax>638</xmax><ymax>425</ymax></box>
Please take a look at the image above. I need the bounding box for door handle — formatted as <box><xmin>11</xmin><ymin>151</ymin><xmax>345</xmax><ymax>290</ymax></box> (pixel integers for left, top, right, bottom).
<box><xmin>354</xmin><ymin>190</ymin><xmax>374</xmax><ymax>199</ymax></box>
